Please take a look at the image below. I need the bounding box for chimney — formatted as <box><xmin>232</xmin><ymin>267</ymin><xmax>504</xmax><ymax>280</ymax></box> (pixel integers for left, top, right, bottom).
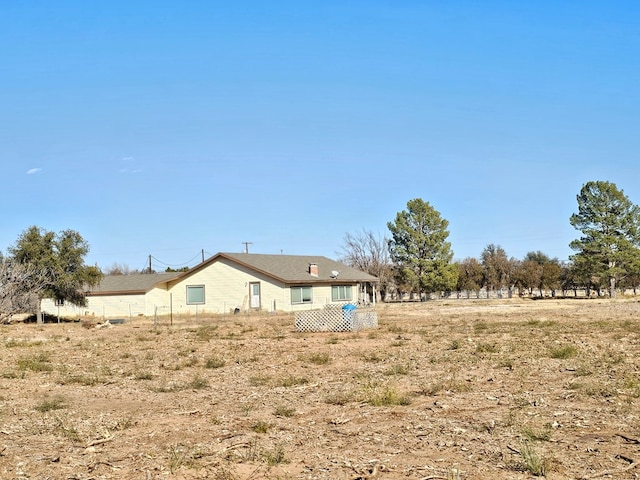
<box><xmin>308</xmin><ymin>263</ymin><xmax>318</xmax><ymax>277</ymax></box>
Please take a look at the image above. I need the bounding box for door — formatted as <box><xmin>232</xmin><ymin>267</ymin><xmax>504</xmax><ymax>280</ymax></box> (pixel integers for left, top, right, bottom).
<box><xmin>249</xmin><ymin>282</ymin><xmax>261</xmax><ymax>309</ymax></box>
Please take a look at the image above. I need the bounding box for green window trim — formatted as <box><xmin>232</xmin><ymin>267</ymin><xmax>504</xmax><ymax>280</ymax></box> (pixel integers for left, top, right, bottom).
<box><xmin>186</xmin><ymin>285</ymin><xmax>205</xmax><ymax>305</ymax></box>
<box><xmin>331</xmin><ymin>285</ymin><xmax>352</xmax><ymax>302</ymax></box>
<box><xmin>291</xmin><ymin>286</ymin><xmax>312</xmax><ymax>304</ymax></box>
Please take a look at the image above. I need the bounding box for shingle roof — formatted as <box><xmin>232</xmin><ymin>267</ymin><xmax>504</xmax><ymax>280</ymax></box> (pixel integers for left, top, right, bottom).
<box><xmin>89</xmin><ymin>253</ymin><xmax>377</xmax><ymax>295</ymax></box>
<box><xmin>88</xmin><ymin>272</ymin><xmax>182</xmax><ymax>295</ymax></box>
<box><xmin>216</xmin><ymin>253</ymin><xmax>378</xmax><ymax>284</ymax></box>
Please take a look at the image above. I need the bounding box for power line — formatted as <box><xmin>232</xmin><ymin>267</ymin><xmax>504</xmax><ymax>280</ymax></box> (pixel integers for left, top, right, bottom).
<box><xmin>151</xmin><ymin>252</ymin><xmax>202</xmax><ymax>267</ymax></box>
<box><xmin>140</xmin><ymin>251</ymin><xmax>209</xmax><ymax>272</ymax></box>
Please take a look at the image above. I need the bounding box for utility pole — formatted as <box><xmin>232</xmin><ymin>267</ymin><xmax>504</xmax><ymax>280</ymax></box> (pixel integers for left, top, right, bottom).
<box><xmin>148</xmin><ymin>255</ymin><xmax>152</xmax><ymax>273</ymax></box>
<box><xmin>242</xmin><ymin>242</ymin><xmax>253</xmax><ymax>254</ymax></box>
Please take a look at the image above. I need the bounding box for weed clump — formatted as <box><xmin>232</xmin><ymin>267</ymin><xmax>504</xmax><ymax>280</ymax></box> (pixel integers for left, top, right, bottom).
<box><xmin>205</xmin><ymin>356</ymin><xmax>225</xmax><ymax>369</ymax></box>
<box><xmin>18</xmin><ymin>352</ymin><xmax>53</xmax><ymax>372</ymax></box>
<box><xmin>307</xmin><ymin>352</ymin><xmax>331</xmax><ymax>365</ymax></box>
<box><xmin>274</xmin><ymin>405</ymin><xmax>295</xmax><ymax>417</ymax></box>
<box><xmin>35</xmin><ymin>395</ymin><xmax>67</xmax><ymax>413</ymax></box>
<box><xmin>251</xmin><ymin>420</ymin><xmax>270</xmax><ymax>433</ymax></box>
<box><xmin>549</xmin><ymin>344</ymin><xmax>578</xmax><ymax>359</ymax></box>
<box><xmin>518</xmin><ymin>441</ymin><xmax>552</xmax><ymax>476</ymax></box>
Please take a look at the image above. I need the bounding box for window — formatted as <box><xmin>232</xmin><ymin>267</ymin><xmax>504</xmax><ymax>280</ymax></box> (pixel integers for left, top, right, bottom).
<box><xmin>291</xmin><ymin>286</ymin><xmax>312</xmax><ymax>304</ymax></box>
<box><xmin>331</xmin><ymin>285</ymin><xmax>352</xmax><ymax>302</ymax></box>
<box><xmin>186</xmin><ymin>285</ymin><xmax>205</xmax><ymax>305</ymax></box>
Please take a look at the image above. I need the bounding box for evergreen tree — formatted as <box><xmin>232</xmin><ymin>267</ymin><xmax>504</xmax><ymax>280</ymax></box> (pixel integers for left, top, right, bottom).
<box><xmin>569</xmin><ymin>181</ymin><xmax>640</xmax><ymax>297</ymax></box>
<box><xmin>8</xmin><ymin>226</ymin><xmax>102</xmax><ymax>322</ymax></box>
<box><xmin>387</xmin><ymin>198</ymin><xmax>457</xmax><ymax>297</ymax></box>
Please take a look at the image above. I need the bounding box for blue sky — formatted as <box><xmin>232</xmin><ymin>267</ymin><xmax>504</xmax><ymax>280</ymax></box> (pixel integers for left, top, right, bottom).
<box><xmin>2</xmin><ymin>1</ymin><xmax>639</xmax><ymax>271</ymax></box>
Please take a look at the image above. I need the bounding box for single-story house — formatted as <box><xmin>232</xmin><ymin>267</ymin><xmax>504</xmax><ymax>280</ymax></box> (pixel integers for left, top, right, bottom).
<box><xmin>42</xmin><ymin>252</ymin><xmax>379</xmax><ymax>319</ymax></box>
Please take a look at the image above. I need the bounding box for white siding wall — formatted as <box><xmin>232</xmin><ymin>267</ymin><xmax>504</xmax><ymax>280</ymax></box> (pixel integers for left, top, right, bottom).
<box><xmin>91</xmin><ymin>294</ymin><xmax>148</xmax><ymax>317</ymax></box>
<box><xmin>167</xmin><ymin>258</ymin><xmax>286</xmax><ymax>314</ymax></box>
<box><xmin>41</xmin><ymin>298</ymin><xmax>87</xmax><ymax>318</ymax></box>
<box><xmin>41</xmin><ymin>293</ymin><xmax>148</xmax><ymax>319</ymax></box>
<box><xmin>145</xmin><ymin>287</ymin><xmax>172</xmax><ymax>316</ymax></box>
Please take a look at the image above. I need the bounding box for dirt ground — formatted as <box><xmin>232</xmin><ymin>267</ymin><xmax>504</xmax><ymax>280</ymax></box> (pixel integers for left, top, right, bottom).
<box><xmin>1</xmin><ymin>298</ymin><xmax>640</xmax><ymax>480</ymax></box>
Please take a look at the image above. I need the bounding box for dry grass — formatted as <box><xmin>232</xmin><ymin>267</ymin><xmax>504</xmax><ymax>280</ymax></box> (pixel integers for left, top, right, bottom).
<box><xmin>1</xmin><ymin>298</ymin><xmax>640</xmax><ymax>479</ymax></box>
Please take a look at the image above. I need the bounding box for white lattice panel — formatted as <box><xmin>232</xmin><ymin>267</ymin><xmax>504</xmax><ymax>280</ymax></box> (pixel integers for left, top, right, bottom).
<box><xmin>295</xmin><ymin>305</ymin><xmax>378</xmax><ymax>332</ymax></box>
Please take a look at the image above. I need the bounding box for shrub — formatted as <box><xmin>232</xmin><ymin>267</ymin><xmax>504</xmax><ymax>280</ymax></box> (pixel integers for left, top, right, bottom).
<box><xmin>134</xmin><ymin>371</ymin><xmax>154</xmax><ymax>380</ymax></box>
<box><xmin>262</xmin><ymin>444</ymin><xmax>288</xmax><ymax>466</ymax></box>
<box><xmin>248</xmin><ymin>375</ymin><xmax>269</xmax><ymax>386</ymax></box>
<box><xmin>277</xmin><ymin>375</ymin><xmax>308</xmax><ymax>388</ymax></box>
<box><xmin>274</xmin><ymin>405</ymin><xmax>295</xmax><ymax>417</ymax></box>
<box><xmin>194</xmin><ymin>325</ymin><xmax>219</xmax><ymax>341</ymax></box>
<box><xmin>307</xmin><ymin>353</ymin><xmax>331</xmax><ymax>365</ymax></box>
<box><xmin>35</xmin><ymin>395</ymin><xmax>67</xmax><ymax>412</ymax></box>
<box><xmin>522</xmin><ymin>425</ymin><xmax>552</xmax><ymax>442</ymax></box>
<box><xmin>251</xmin><ymin>420</ymin><xmax>270</xmax><ymax>433</ymax></box>
<box><xmin>549</xmin><ymin>345</ymin><xmax>578</xmax><ymax>359</ymax></box>
<box><xmin>205</xmin><ymin>356</ymin><xmax>225</xmax><ymax>369</ymax></box>
<box><xmin>188</xmin><ymin>375</ymin><xmax>209</xmax><ymax>390</ymax></box>
<box><xmin>476</xmin><ymin>342</ymin><xmax>498</xmax><ymax>354</ymax></box>
<box><xmin>519</xmin><ymin>441</ymin><xmax>551</xmax><ymax>476</ymax></box>
<box><xmin>324</xmin><ymin>391</ymin><xmax>354</xmax><ymax>405</ymax></box>
<box><xmin>18</xmin><ymin>352</ymin><xmax>53</xmax><ymax>372</ymax></box>
<box><xmin>59</xmin><ymin>374</ymin><xmax>103</xmax><ymax>385</ymax></box>
<box><xmin>384</xmin><ymin>364</ymin><xmax>410</xmax><ymax>376</ymax></box>
<box><xmin>365</xmin><ymin>386</ymin><xmax>411</xmax><ymax>406</ymax></box>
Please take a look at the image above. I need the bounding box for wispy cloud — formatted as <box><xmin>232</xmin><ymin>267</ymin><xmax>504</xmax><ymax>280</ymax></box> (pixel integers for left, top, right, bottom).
<box><xmin>26</xmin><ymin>168</ymin><xmax>42</xmax><ymax>175</ymax></box>
<box><xmin>119</xmin><ymin>156</ymin><xmax>142</xmax><ymax>173</ymax></box>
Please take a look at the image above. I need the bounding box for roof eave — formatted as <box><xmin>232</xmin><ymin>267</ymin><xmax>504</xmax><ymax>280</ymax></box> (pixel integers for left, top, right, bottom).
<box><xmin>87</xmin><ymin>290</ymin><xmax>147</xmax><ymax>297</ymax></box>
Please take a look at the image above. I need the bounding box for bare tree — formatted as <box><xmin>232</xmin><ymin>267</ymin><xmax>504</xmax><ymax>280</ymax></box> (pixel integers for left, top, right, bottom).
<box><xmin>456</xmin><ymin>257</ymin><xmax>483</xmax><ymax>298</ymax></box>
<box><xmin>481</xmin><ymin>244</ymin><xmax>517</xmax><ymax>298</ymax></box>
<box><xmin>0</xmin><ymin>259</ymin><xmax>49</xmax><ymax>323</ymax></box>
<box><xmin>513</xmin><ymin>259</ymin><xmax>541</xmax><ymax>296</ymax></box>
<box><xmin>104</xmin><ymin>262</ymin><xmax>139</xmax><ymax>275</ymax></box>
<box><xmin>338</xmin><ymin>229</ymin><xmax>393</xmax><ymax>300</ymax></box>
